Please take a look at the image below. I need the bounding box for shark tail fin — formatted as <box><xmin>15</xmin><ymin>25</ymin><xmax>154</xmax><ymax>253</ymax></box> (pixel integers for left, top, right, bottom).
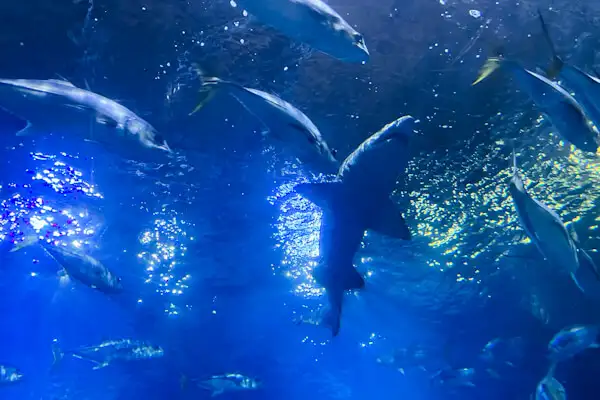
<box><xmin>322</xmin><ymin>301</ymin><xmax>342</xmax><ymax>337</ymax></box>
<box><xmin>472</xmin><ymin>57</ymin><xmax>503</xmax><ymax>86</ymax></box>
<box><xmin>537</xmin><ymin>9</ymin><xmax>564</xmax><ymax>79</ymax></box>
<box><xmin>51</xmin><ymin>341</ymin><xmax>64</xmax><ymax>369</ymax></box>
<box><xmin>313</xmin><ymin>263</ymin><xmax>364</xmax><ymax>337</ymax></box>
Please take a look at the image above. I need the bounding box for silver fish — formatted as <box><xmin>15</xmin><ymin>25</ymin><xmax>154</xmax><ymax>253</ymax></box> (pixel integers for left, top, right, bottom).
<box><xmin>0</xmin><ymin>78</ymin><xmax>171</xmax><ymax>156</ymax></box>
<box><xmin>11</xmin><ymin>237</ymin><xmax>122</xmax><ymax>294</ymax></box>
<box><xmin>535</xmin><ymin>364</ymin><xmax>566</xmax><ymax>400</ymax></box>
<box><xmin>235</xmin><ymin>0</ymin><xmax>368</xmax><ymax>62</ymax></box>
<box><xmin>431</xmin><ymin>367</ymin><xmax>476</xmax><ymax>388</ymax></box>
<box><xmin>508</xmin><ymin>150</ymin><xmax>579</xmax><ymax>276</ymax></box>
<box><xmin>539</xmin><ymin>10</ymin><xmax>600</xmax><ymax>133</ymax></box>
<box><xmin>198</xmin><ymin>373</ymin><xmax>261</xmax><ymax>397</ymax></box>
<box><xmin>535</xmin><ymin>376</ymin><xmax>566</xmax><ymax>400</ymax></box>
<box><xmin>548</xmin><ymin>325</ymin><xmax>599</xmax><ymax>362</ymax></box>
<box><xmin>52</xmin><ymin>339</ymin><xmax>164</xmax><ymax>370</ymax></box>
<box><xmin>192</xmin><ymin>76</ymin><xmax>338</xmax><ymax>172</ymax></box>
<box><xmin>294</xmin><ymin>115</ymin><xmax>415</xmax><ymax>336</ymax></box>
<box><xmin>473</xmin><ymin>58</ymin><xmax>599</xmax><ymax>153</ymax></box>
<box><xmin>0</xmin><ymin>365</ymin><xmax>23</xmax><ymax>384</ymax></box>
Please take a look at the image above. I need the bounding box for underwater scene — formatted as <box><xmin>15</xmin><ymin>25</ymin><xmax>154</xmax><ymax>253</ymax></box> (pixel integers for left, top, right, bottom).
<box><xmin>3</xmin><ymin>0</ymin><xmax>600</xmax><ymax>399</ymax></box>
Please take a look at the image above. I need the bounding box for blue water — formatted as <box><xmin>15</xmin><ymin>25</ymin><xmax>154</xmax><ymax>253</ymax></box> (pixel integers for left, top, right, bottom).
<box><xmin>2</xmin><ymin>0</ymin><xmax>600</xmax><ymax>399</ymax></box>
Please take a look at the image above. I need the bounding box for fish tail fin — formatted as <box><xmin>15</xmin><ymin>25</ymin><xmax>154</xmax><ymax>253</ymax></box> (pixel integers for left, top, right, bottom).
<box><xmin>10</xmin><ymin>235</ymin><xmax>40</xmax><ymax>252</ymax></box>
<box><xmin>537</xmin><ymin>9</ymin><xmax>564</xmax><ymax>79</ymax></box>
<box><xmin>322</xmin><ymin>288</ymin><xmax>344</xmax><ymax>337</ymax></box>
<box><xmin>512</xmin><ymin>142</ymin><xmax>518</xmax><ymax>176</ymax></box>
<box><xmin>472</xmin><ymin>56</ymin><xmax>503</xmax><ymax>86</ymax></box>
<box><xmin>189</xmin><ymin>65</ymin><xmax>226</xmax><ymax>116</ymax></box>
<box><xmin>51</xmin><ymin>342</ymin><xmax>64</xmax><ymax>369</ymax></box>
<box><xmin>314</xmin><ymin>264</ymin><xmax>364</xmax><ymax>337</ymax></box>
<box><xmin>546</xmin><ymin>361</ymin><xmax>557</xmax><ymax>378</ymax></box>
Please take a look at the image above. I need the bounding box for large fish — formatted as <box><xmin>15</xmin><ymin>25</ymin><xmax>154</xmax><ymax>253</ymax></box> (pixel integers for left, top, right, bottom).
<box><xmin>11</xmin><ymin>237</ymin><xmax>122</xmax><ymax>294</ymax></box>
<box><xmin>235</xmin><ymin>0</ymin><xmax>369</xmax><ymax>62</ymax></box>
<box><xmin>473</xmin><ymin>58</ymin><xmax>600</xmax><ymax>153</ymax></box>
<box><xmin>52</xmin><ymin>339</ymin><xmax>164</xmax><ymax>370</ymax></box>
<box><xmin>295</xmin><ymin>115</ymin><xmax>415</xmax><ymax>336</ymax></box>
<box><xmin>431</xmin><ymin>367</ymin><xmax>476</xmax><ymax>388</ymax></box>
<box><xmin>538</xmin><ymin>10</ymin><xmax>600</xmax><ymax>132</ymax></box>
<box><xmin>191</xmin><ymin>76</ymin><xmax>338</xmax><ymax>172</ymax></box>
<box><xmin>508</xmin><ymin>150</ymin><xmax>579</xmax><ymax>276</ymax></box>
<box><xmin>0</xmin><ymin>78</ymin><xmax>171</xmax><ymax>157</ymax></box>
<box><xmin>548</xmin><ymin>325</ymin><xmax>599</xmax><ymax>362</ymax></box>
<box><xmin>196</xmin><ymin>373</ymin><xmax>261</xmax><ymax>397</ymax></box>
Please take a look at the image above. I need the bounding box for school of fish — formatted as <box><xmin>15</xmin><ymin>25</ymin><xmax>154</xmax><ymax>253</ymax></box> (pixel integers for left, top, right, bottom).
<box><xmin>2</xmin><ymin>2</ymin><xmax>600</xmax><ymax>398</ymax></box>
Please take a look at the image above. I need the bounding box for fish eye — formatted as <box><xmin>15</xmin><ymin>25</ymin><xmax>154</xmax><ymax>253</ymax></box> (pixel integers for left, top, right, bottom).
<box><xmin>353</xmin><ymin>33</ymin><xmax>364</xmax><ymax>43</ymax></box>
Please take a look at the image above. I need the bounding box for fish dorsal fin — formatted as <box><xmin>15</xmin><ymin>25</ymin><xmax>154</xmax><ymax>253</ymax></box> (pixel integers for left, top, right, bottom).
<box><xmin>48</xmin><ymin>78</ymin><xmax>77</xmax><ymax>88</ymax></box>
<box><xmin>537</xmin><ymin>9</ymin><xmax>564</xmax><ymax>79</ymax></box>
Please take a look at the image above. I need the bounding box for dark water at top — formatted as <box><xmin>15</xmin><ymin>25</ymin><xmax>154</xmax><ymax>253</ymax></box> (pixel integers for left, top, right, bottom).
<box><xmin>1</xmin><ymin>0</ymin><xmax>600</xmax><ymax>399</ymax></box>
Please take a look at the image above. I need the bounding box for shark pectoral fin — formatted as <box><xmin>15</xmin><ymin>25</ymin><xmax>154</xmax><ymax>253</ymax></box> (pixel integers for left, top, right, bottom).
<box><xmin>16</xmin><ymin>121</ymin><xmax>43</xmax><ymax>136</ymax></box>
<box><xmin>293</xmin><ymin>181</ymin><xmax>343</xmax><ymax>210</ymax></box>
<box><xmin>369</xmin><ymin>198</ymin><xmax>411</xmax><ymax>240</ymax></box>
<box><xmin>211</xmin><ymin>389</ymin><xmax>224</xmax><ymax>397</ymax></box>
<box><xmin>313</xmin><ymin>262</ymin><xmax>365</xmax><ymax>291</ymax></box>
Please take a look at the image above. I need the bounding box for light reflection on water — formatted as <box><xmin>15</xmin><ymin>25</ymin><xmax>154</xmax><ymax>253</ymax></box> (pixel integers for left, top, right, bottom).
<box><xmin>137</xmin><ymin>212</ymin><xmax>195</xmax><ymax>316</ymax></box>
<box><xmin>2</xmin><ymin>151</ymin><xmax>194</xmax><ymax>315</ymax></box>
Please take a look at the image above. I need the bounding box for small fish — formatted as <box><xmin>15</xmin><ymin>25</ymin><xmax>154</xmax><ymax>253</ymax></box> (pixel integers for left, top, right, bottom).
<box><xmin>480</xmin><ymin>338</ymin><xmax>503</xmax><ymax>362</ymax></box>
<box><xmin>480</xmin><ymin>336</ymin><xmax>524</xmax><ymax>364</ymax></box>
<box><xmin>548</xmin><ymin>325</ymin><xmax>599</xmax><ymax>362</ymax></box>
<box><xmin>508</xmin><ymin>150</ymin><xmax>580</xmax><ymax>277</ymax></box>
<box><xmin>539</xmin><ymin>10</ymin><xmax>600</xmax><ymax>133</ymax></box>
<box><xmin>235</xmin><ymin>0</ymin><xmax>369</xmax><ymax>62</ymax></box>
<box><xmin>431</xmin><ymin>367</ymin><xmax>476</xmax><ymax>388</ymax></box>
<box><xmin>535</xmin><ymin>375</ymin><xmax>566</xmax><ymax>400</ymax></box>
<box><xmin>0</xmin><ymin>78</ymin><xmax>171</xmax><ymax>155</ymax></box>
<box><xmin>191</xmin><ymin>75</ymin><xmax>338</xmax><ymax>172</ymax></box>
<box><xmin>535</xmin><ymin>363</ymin><xmax>566</xmax><ymax>400</ymax></box>
<box><xmin>52</xmin><ymin>339</ymin><xmax>164</xmax><ymax>370</ymax></box>
<box><xmin>11</xmin><ymin>237</ymin><xmax>122</xmax><ymax>294</ymax></box>
<box><xmin>294</xmin><ymin>115</ymin><xmax>415</xmax><ymax>336</ymax></box>
<box><xmin>198</xmin><ymin>373</ymin><xmax>261</xmax><ymax>397</ymax></box>
<box><xmin>0</xmin><ymin>365</ymin><xmax>23</xmax><ymax>384</ymax></box>
<box><xmin>473</xmin><ymin>57</ymin><xmax>600</xmax><ymax>153</ymax></box>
